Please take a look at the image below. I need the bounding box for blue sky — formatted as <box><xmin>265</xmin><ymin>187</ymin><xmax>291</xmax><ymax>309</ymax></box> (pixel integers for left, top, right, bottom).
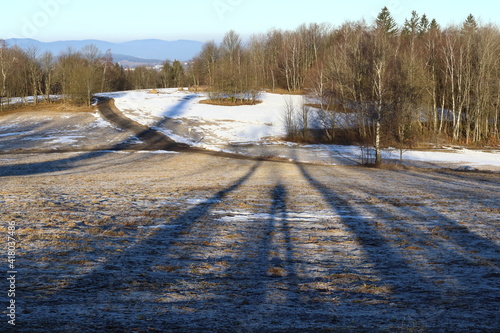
<box><xmin>3</xmin><ymin>0</ymin><xmax>500</xmax><ymax>42</ymax></box>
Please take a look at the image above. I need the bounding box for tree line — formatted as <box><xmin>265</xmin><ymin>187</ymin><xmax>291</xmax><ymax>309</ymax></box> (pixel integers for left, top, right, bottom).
<box><xmin>1</xmin><ymin>7</ymin><xmax>499</xmax><ymax>156</ymax></box>
<box><xmin>190</xmin><ymin>8</ymin><xmax>500</xmax><ymax>159</ymax></box>
<box><xmin>0</xmin><ymin>42</ymin><xmax>186</xmax><ymax>108</ymax></box>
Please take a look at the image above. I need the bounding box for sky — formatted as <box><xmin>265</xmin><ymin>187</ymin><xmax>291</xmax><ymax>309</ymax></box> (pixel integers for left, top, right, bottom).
<box><xmin>3</xmin><ymin>0</ymin><xmax>500</xmax><ymax>43</ymax></box>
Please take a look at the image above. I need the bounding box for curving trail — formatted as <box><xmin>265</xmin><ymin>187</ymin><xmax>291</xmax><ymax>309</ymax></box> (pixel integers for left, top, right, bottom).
<box><xmin>96</xmin><ymin>96</ymin><xmax>187</xmax><ymax>151</ymax></box>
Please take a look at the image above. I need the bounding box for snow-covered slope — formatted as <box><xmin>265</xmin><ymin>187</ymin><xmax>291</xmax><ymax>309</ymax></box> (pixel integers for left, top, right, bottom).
<box><xmin>101</xmin><ymin>88</ymin><xmax>500</xmax><ymax>170</ymax></box>
<box><xmin>107</xmin><ymin>89</ymin><xmax>295</xmax><ymax>143</ymax></box>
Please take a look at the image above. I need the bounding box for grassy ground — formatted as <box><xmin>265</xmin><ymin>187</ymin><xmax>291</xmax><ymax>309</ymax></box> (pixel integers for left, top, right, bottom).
<box><xmin>0</xmin><ymin>151</ymin><xmax>498</xmax><ymax>332</ymax></box>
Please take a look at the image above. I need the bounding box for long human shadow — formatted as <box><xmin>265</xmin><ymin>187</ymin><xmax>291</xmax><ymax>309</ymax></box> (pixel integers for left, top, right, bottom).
<box><xmin>253</xmin><ymin>183</ymin><xmax>312</xmax><ymax>323</ymax></box>
<box><xmin>268</xmin><ymin>184</ymin><xmax>296</xmax><ymax>278</ymax></box>
<box><xmin>20</xmin><ymin>162</ymin><xmax>261</xmax><ymax>330</ymax></box>
<box><xmin>233</xmin><ymin>183</ymin><xmax>301</xmax><ymax>327</ymax></box>
<box><xmin>255</xmin><ymin>184</ymin><xmax>297</xmax><ymax>280</ymax></box>
<box><xmin>216</xmin><ymin>182</ymin><xmax>332</xmax><ymax>328</ymax></box>
<box><xmin>208</xmin><ymin>182</ymin><xmax>297</xmax><ymax>327</ymax></box>
<box><xmin>295</xmin><ymin>164</ymin><xmax>439</xmax><ymax>304</ymax></box>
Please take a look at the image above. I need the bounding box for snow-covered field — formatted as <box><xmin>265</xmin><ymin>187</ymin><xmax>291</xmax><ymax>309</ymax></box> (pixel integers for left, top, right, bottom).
<box><xmin>100</xmin><ymin>88</ymin><xmax>500</xmax><ymax>171</ymax></box>
<box><xmin>104</xmin><ymin>89</ymin><xmax>291</xmax><ymax>146</ymax></box>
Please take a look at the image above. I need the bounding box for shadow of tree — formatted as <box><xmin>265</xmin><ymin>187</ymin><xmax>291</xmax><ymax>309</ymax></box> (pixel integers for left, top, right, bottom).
<box><xmin>296</xmin><ymin>163</ymin><xmax>440</xmax><ymax>304</ymax></box>
<box><xmin>14</xmin><ymin>158</ymin><xmax>500</xmax><ymax>331</ymax></box>
<box><xmin>20</xmin><ymin>162</ymin><xmax>261</xmax><ymax>331</ymax></box>
<box><xmin>158</xmin><ymin>94</ymin><xmax>199</xmax><ymax>120</ymax></box>
<box><xmin>299</xmin><ymin>165</ymin><xmax>500</xmax><ymax>327</ymax></box>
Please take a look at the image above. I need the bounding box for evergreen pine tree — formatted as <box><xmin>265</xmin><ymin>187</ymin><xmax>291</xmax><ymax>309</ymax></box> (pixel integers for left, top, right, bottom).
<box><xmin>430</xmin><ymin>19</ymin><xmax>440</xmax><ymax>31</ymax></box>
<box><xmin>376</xmin><ymin>7</ymin><xmax>398</xmax><ymax>35</ymax></box>
<box><xmin>403</xmin><ymin>10</ymin><xmax>420</xmax><ymax>35</ymax></box>
<box><xmin>463</xmin><ymin>14</ymin><xmax>478</xmax><ymax>32</ymax></box>
<box><xmin>419</xmin><ymin>14</ymin><xmax>430</xmax><ymax>35</ymax></box>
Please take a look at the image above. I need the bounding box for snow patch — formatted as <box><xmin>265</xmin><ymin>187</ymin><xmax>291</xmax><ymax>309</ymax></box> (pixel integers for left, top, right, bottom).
<box><xmin>137</xmin><ymin>224</ymin><xmax>181</xmax><ymax>229</ymax></box>
<box><xmin>97</xmin><ymin>89</ymin><xmax>500</xmax><ymax>170</ymax></box>
<box><xmin>0</xmin><ymin>131</ymin><xmax>34</xmax><ymax>138</ymax></box>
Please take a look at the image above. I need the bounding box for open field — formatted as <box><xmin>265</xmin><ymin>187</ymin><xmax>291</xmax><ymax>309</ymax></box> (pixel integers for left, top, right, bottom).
<box><xmin>0</xmin><ymin>94</ymin><xmax>499</xmax><ymax>331</ymax></box>
<box><xmin>0</xmin><ymin>149</ymin><xmax>499</xmax><ymax>332</ymax></box>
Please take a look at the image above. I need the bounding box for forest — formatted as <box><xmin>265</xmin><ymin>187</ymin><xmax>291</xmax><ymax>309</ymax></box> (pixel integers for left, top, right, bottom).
<box><xmin>1</xmin><ymin>8</ymin><xmax>499</xmax><ymax>156</ymax></box>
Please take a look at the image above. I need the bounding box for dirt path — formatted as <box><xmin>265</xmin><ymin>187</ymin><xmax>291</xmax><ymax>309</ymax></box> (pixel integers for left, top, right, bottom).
<box><xmin>96</xmin><ymin>97</ymin><xmax>187</xmax><ymax>151</ymax></box>
<box><xmin>0</xmin><ymin>151</ymin><xmax>498</xmax><ymax>332</ymax></box>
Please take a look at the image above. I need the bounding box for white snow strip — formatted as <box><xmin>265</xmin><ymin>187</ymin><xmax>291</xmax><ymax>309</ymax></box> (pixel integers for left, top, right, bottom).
<box><xmin>186</xmin><ymin>198</ymin><xmax>220</xmax><ymax>205</ymax></box>
<box><xmin>137</xmin><ymin>224</ymin><xmax>181</xmax><ymax>229</ymax></box>
<box><xmin>19</xmin><ymin>135</ymin><xmax>84</xmax><ymax>144</ymax></box>
<box><xmin>49</xmin><ymin>136</ymin><xmax>85</xmax><ymax>144</ymax></box>
<box><xmin>0</xmin><ymin>131</ymin><xmax>34</xmax><ymax>138</ymax></box>
<box><xmin>135</xmin><ymin>150</ymin><xmax>178</xmax><ymax>154</ymax></box>
<box><xmin>212</xmin><ymin>210</ymin><xmax>360</xmax><ymax>222</ymax></box>
<box><xmin>91</xmin><ymin>113</ymin><xmax>115</xmax><ymax>128</ymax></box>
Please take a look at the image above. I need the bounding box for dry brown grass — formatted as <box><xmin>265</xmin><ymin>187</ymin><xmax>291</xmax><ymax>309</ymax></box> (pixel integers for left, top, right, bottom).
<box><xmin>0</xmin><ymin>101</ymin><xmax>95</xmax><ymax>114</ymax></box>
<box><xmin>267</xmin><ymin>266</ymin><xmax>288</xmax><ymax>277</ymax></box>
<box><xmin>264</xmin><ymin>88</ymin><xmax>304</xmax><ymax>95</ymax></box>
<box><xmin>155</xmin><ymin>265</ymin><xmax>181</xmax><ymax>272</ymax></box>
<box><xmin>355</xmin><ymin>283</ymin><xmax>393</xmax><ymax>295</ymax></box>
<box><xmin>188</xmin><ymin>85</ymin><xmax>210</xmax><ymax>92</ymax></box>
<box><xmin>199</xmin><ymin>98</ymin><xmax>262</xmax><ymax>107</ymax></box>
<box><xmin>1</xmin><ymin>151</ymin><xmax>498</xmax><ymax>331</ymax></box>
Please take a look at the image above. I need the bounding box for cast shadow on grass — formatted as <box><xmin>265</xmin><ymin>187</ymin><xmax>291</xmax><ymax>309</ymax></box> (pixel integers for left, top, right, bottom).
<box><xmin>296</xmin><ymin>163</ymin><xmax>441</xmax><ymax>303</ymax></box>
<box><xmin>20</xmin><ymin>165</ymin><xmax>340</xmax><ymax>331</ymax></box>
<box><xmin>311</xmin><ymin>165</ymin><xmax>500</xmax><ymax>327</ymax></box>
<box><xmin>19</xmin><ymin>162</ymin><xmax>260</xmax><ymax>331</ymax></box>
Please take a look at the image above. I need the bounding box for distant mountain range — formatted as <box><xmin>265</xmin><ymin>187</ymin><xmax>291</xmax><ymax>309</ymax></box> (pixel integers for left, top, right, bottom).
<box><xmin>4</xmin><ymin>38</ymin><xmax>204</xmax><ymax>67</ymax></box>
